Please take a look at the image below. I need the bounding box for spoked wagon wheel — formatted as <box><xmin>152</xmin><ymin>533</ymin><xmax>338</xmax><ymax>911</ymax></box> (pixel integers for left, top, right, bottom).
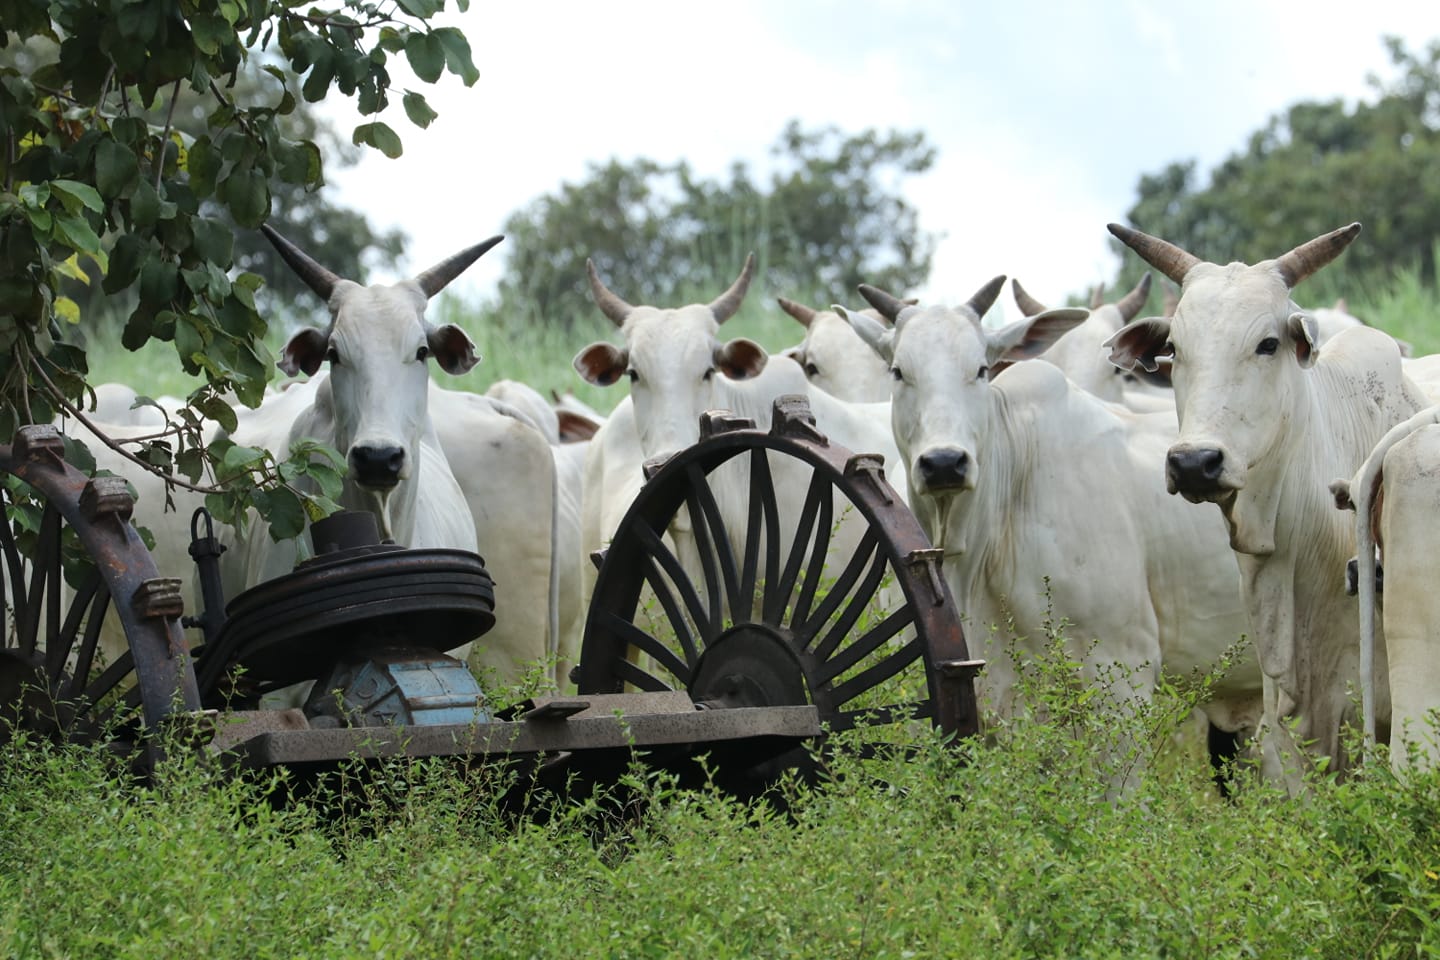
<box><xmin>576</xmin><ymin>396</ymin><xmax>981</xmax><ymax>763</ymax></box>
<box><xmin>0</xmin><ymin>425</ymin><xmax>200</xmax><ymax>746</ymax></box>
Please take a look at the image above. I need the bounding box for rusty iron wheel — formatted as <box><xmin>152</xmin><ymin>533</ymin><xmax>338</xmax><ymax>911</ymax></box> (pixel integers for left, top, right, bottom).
<box><xmin>0</xmin><ymin>425</ymin><xmax>201</xmax><ymax>745</ymax></box>
<box><xmin>575</xmin><ymin>396</ymin><xmax>981</xmax><ymax>743</ymax></box>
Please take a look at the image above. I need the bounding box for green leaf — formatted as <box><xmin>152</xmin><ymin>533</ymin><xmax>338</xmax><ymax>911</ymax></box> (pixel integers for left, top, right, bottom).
<box><xmin>220</xmin><ymin>444</ymin><xmax>266</xmax><ymax>477</ymax></box>
<box><xmin>188</xmin><ymin>11</ymin><xmax>231</xmax><ymax>56</ymax></box>
<box><xmin>402</xmin><ymin>90</ymin><xmax>438</xmax><ymax>129</ymax></box>
<box><xmin>129</xmin><ymin>178</ymin><xmax>161</xmax><ymax>228</ymax></box>
<box><xmin>394</xmin><ymin>0</ymin><xmax>442</xmax><ymax>16</ymax></box>
<box><xmin>301</xmin><ymin>49</ymin><xmax>335</xmax><ymax>103</ymax></box>
<box><xmin>52</xmin><ymin>213</ymin><xmax>101</xmax><ymax>255</ymax></box>
<box><xmin>187</xmin><ymin>135</ymin><xmax>220</xmax><ymax>199</ymax></box>
<box><xmin>104</xmin><ymin>234</ymin><xmax>148</xmax><ymax>294</ymax></box>
<box><xmin>352</xmin><ymin>121</ymin><xmax>403</xmax><ymax>159</ymax></box>
<box><xmin>49</xmin><ymin>180</ymin><xmax>103</xmax><ymax>214</ymax></box>
<box><xmin>222</xmin><ymin>168</ymin><xmax>269</xmax><ymax>228</ymax></box>
<box><xmin>190</xmin><ymin>216</ymin><xmax>234</xmax><ymax>265</ymax></box>
<box><xmin>265</xmin><ymin>486</ymin><xmax>307</xmax><ymax>541</ymax></box>
<box><xmin>404</xmin><ymin>31</ymin><xmax>445</xmax><ymax>84</ymax></box>
<box><xmin>94</xmin><ymin>138</ymin><xmax>139</xmax><ymax>198</ymax></box>
<box><xmin>432</xmin><ymin>27</ymin><xmax>480</xmax><ymax>85</ymax></box>
<box><xmin>176</xmin><ymin>447</ymin><xmax>205</xmax><ymax>483</ymax></box>
<box><xmin>139</xmin><ymin>260</ymin><xmax>179</xmax><ymax>305</ymax></box>
<box><xmin>195</xmin><ymin>392</ymin><xmax>239</xmax><ymax>434</ymax></box>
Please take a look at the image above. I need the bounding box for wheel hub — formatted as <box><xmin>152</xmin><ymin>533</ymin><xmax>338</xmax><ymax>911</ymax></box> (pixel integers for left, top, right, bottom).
<box><xmin>690</xmin><ymin>623</ymin><xmax>809</xmax><ymax>710</ymax></box>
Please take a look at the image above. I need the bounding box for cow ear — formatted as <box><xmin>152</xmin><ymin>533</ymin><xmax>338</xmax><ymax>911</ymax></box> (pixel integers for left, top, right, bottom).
<box><xmin>986</xmin><ymin>307</ymin><xmax>1089</xmax><ymax>364</ymax></box>
<box><xmin>715</xmin><ymin>337</ymin><xmax>768</xmax><ymax>380</ymax></box>
<box><xmin>556</xmin><ymin>408</ymin><xmax>601</xmax><ymax>442</ymax></box>
<box><xmin>1104</xmin><ymin>317</ymin><xmax>1173</xmax><ymax>374</ymax></box>
<box><xmin>1288</xmin><ymin>312</ymin><xmax>1319</xmax><ymax>369</ymax></box>
<box><xmin>427</xmin><ymin>323</ymin><xmax>481</xmax><ymax>375</ymax></box>
<box><xmin>574</xmin><ymin>342</ymin><xmax>629</xmax><ymax>387</ymax></box>
<box><xmin>835</xmin><ymin>305</ymin><xmax>894</xmax><ymax>362</ymax></box>
<box><xmin>278</xmin><ymin>328</ymin><xmax>329</xmax><ymax>377</ymax></box>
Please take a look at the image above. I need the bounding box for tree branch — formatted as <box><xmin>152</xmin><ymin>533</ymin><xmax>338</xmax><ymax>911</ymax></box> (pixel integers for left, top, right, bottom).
<box><xmin>155</xmin><ymin>78</ymin><xmax>182</xmax><ymax>192</ymax></box>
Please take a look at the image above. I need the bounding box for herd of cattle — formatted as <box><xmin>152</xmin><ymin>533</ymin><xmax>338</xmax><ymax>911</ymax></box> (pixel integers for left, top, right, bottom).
<box><xmin>51</xmin><ymin>219</ymin><xmax>1440</xmax><ymax>788</ymax></box>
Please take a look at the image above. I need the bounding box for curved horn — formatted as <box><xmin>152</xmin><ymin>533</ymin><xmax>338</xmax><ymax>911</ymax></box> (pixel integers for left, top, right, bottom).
<box><xmin>415</xmin><ymin>235</ymin><xmax>504</xmax><ymax>298</ymax></box>
<box><xmin>1107</xmin><ymin>223</ymin><xmax>1202</xmax><ymax>285</ymax></box>
<box><xmin>1011</xmin><ymin>279</ymin><xmax>1048</xmax><ymax>318</ymax></box>
<box><xmin>1274</xmin><ymin>223</ymin><xmax>1362</xmax><ymax>289</ymax></box>
<box><xmin>857</xmin><ymin>284</ymin><xmax>910</xmax><ymax>323</ymax></box>
<box><xmin>776</xmin><ymin>296</ymin><xmax>818</xmax><ymax>328</ymax></box>
<box><xmin>1089</xmin><ymin>283</ymin><xmax>1106</xmax><ymax>310</ymax></box>
<box><xmin>261</xmin><ymin>224</ymin><xmax>342</xmax><ymax>301</ymax></box>
<box><xmin>1114</xmin><ymin>272</ymin><xmax>1153</xmax><ymax>322</ymax></box>
<box><xmin>587</xmin><ymin>258</ymin><xmax>635</xmax><ymax>328</ymax></box>
<box><xmin>965</xmin><ymin>275</ymin><xmax>1007</xmax><ymax>319</ymax></box>
<box><xmin>709</xmin><ymin>253</ymin><xmax>757</xmax><ymax>324</ymax></box>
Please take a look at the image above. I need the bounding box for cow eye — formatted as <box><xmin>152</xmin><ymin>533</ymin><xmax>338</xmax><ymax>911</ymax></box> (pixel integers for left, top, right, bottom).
<box><xmin>1256</xmin><ymin>337</ymin><xmax>1280</xmax><ymax>356</ymax></box>
<box><xmin>325</xmin><ymin>345</ymin><xmax>340</xmax><ymax>365</ymax></box>
<box><xmin>804</xmin><ymin>362</ymin><xmax>819</xmax><ymax>377</ymax></box>
<box><xmin>890</xmin><ymin>366</ymin><xmax>904</xmax><ymax>381</ymax></box>
<box><xmin>416</xmin><ymin>344</ymin><xmax>430</xmax><ymax>362</ymax></box>
<box><xmin>627</xmin><ymin>369</ymin><xmax>639</xmax><ymax>383</ymax></box>
<box><xmin>976</xmin><ymin>365</ymin><xmax>989</xmax><ymax>380</ymax></box>
<box><xmin>703</xmin><ymin>368</ymin><xmax>714</xmax><ymax>381</ymax></box>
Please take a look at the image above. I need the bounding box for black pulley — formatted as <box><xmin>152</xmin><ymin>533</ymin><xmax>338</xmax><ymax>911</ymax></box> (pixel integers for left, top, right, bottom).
<box><xmin>207</xmin><ymin>511</ymin><xmax>495</xmax><ymax>688</ymax></box>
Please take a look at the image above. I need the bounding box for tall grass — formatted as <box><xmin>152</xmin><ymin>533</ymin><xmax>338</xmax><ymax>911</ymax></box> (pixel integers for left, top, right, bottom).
<box><xmin>3</xmin><ymin>641</ymin><xmax>1438</xmax><ymax>958</ymax></box>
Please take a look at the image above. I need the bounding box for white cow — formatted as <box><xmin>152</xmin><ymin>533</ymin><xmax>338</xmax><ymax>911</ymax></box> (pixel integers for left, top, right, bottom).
<box><xmin>1009</xmin><ymin>274</ymin><xmax>1170</xmax><ymax>407</ymax></box>
<box><xmin>840</xmin><ymin>279</ymin><xmax>1259</xmax><ymax>777</ymax></box>
<box><xmin>1105</xmin><ymin>221</ymin><xmax>1427</xmax><ymax>786</ymax></box>
<box><xmin>777</xmin><ymin>296</ymin><xmax>904</xmax><ymax>402</ymax></box>
<box><xmin>220</xmin><ymin>228</ymin><xmax>555</xmax><ymax>688</ymax></box>
<box><xmin>574</xmin><ymin>257</ymin><xmax>903</xmax><ymax>627</ymax></box>
<box><xmin>1333</xmin><ymin>405</ymin><xmax>1440</xmax><ymax>772</ymax></box>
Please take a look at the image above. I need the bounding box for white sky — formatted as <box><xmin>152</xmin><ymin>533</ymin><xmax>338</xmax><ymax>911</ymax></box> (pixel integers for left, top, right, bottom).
<box><xmin>323</xmin><ymin>0</ymin><xmax>1440</xmax><ymax>314</ymax></box>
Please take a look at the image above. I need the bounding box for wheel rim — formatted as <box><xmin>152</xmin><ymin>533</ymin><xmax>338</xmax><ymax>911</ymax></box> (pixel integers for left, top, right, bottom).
<box><xmin>576</xmin><ymin>397</ymin><xmax>979</xmax><ymax>739</ymax></box>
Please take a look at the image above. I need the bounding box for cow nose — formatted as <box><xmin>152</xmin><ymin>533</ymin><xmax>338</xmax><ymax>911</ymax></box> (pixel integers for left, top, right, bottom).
<box><xmin>350</xmin><ymin>445</ymin><xmax>405</xmax><ymax>489</ymax></box>
<box><xmin>1166</xmin><ymin>447</ymin><xmax>1224</xmax><ymax>497</ymax></box>
<box><xmin>917</xmin><ymin>448</ymin><xmax>969</xmax><ymax>491</ymax></box>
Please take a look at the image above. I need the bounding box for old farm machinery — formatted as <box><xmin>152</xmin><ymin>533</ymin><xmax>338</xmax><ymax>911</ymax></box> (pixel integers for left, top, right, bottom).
<box><xmin>0</xmin><ymin>397</ymin><xmax>981</xmax><ymax>791</ymax></box>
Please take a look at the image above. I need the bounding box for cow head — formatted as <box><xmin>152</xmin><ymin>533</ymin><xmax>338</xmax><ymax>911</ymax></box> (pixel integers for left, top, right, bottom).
<box><xmin>265</xmin><ymin>226</ymin><xmax>501</xmax><ymax>503</ymax></box>
<box><xmin>1012</xmin><ymin>273</ymin><xmax>1151</xmax><ymax>401</ymax></box>
<box><xmin>778</xmin><ymin>296</ymin><xmax>903</xmax><ymax>403</ymax></box>
<box><xmin>573</xmin><ymin>255</ymin><xmax>762</xmax><ymax>461</ymax></box>
<box><xmin>839</xmin><ymin>277</ymin><xmax>1086</xmax><ymax>503</ymax></box>
<box><xmin>1104</xmin><ymin>222</ymin><xmax>1359</xmax><ymax>554</ymax></box>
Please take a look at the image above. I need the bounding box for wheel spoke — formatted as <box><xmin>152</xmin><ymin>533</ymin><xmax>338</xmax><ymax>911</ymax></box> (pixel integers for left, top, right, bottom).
<box><xmin>59</xmin><ymin>582</ymin><xmax>110</xmax><ymax>701</ymax></box>
<box><xmin>828</xmin><ymin>636</ymin><xmax>922</xmax><ymax>708</ymax></box>
<box><xmin>828</xmin><ymin>700</ymin><xmax>933</xmax><ymax>733</ymax></box>
<box><xmin>47</xmin><ymin>569</ymin><xmax>100</xmax><ymax>678</ymax></box>
<box><xmin>815</xmin><ymin>605</ymin><xmax>915</xmax><ymax>687</ymax></box>
<box><xmin>612</xmin><ymin>655</ymin><xmax>673</xmax><ymax>693</ymax></box>
<box><xmin>739</xmin><ymin>449</ymin><xmax>780</xmax><ymax>618</ymax></box>
<box><xmin>683</xmin><ymin>463</ymin><xmax>743</xmax><ymax>625</ymax></box>
<box><xmin>0</xmin><ymin>489</ymin><xmax>28</xmax><ymax>631</ymax></box>
<box><xmin>795</xmin><ymin>530</ymin><xmax>882</xmax><ymax>648</ymax></box>
<box><xmin>597</xmin><ymin>611</ymin><xmax>691</xmax><ymax>686</ymax></box>
<box><xmin>19</xmin><ymin>505</ymin><xmax>61</xmax><ymax>657</ymax></box>
<box><xmin>633</xmin><ymin>517</ymin><xmax>716</xmax><ymax>643</ymax></box>
<box><xmin>763</xmin><ymin>471</ymin><xmax>827</xmax><ymax>624</ymax></box>
<box><xmin>638</xmin><ymin>555</ymin><xmax>699</xmax><ymax>667</ymax></box>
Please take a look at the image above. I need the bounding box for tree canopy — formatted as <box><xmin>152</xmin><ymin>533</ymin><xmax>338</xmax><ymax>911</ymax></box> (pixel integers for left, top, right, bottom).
<box><xmin>0</xmin><ymin>0</ymin><xmax>477</xmax><ymax>535</ymax></box>
<box><xmin>492</xmin><ymin>121</ymin><xmax>937</xmax><ymax>329</ymax></box>
<box><xmin>1113</xmin><ymin>37</ymin><xmax>1440</xmax><ymax>296</ymax></box>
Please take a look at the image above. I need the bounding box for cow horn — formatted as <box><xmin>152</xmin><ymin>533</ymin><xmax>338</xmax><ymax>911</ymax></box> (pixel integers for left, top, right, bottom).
<box><xmin>415</xmin><ymin>235</ymin><xmax>504</xmax><ymax>298</ymax></box>
<box><xmin>1274</xmin><ymin>223</ymin><xmax>1362</xmax><ymax>289</ymax></box>
<box><xmin>777</xmin><ymin>296</ymin><xmax>817</xmax><ymax>328</ymax></box>
<box><xmin>709</xmin><ymin>253</ymin><xmax>757</xmax><ymax>324</ymax></box>
<box><xmin>1114</xmin><ymin>272</ymin><xmax>1153</xmax><ymax>322</ymax></box>
<box><xmin>857</xmin><ymin>284</ymin><xmax>910</xmax><ymax>323</ymax></box>
<box><xmin>1011</xmin><ymin>279</ymin><xmax>1048</xmax><ymax>318</ymax></box>
<box><xmin>965</xmin><ymin>275</ymin><xmax>1007</xmax><ymax>319</ymax></box>
<box><xmin>261</xmin><ymin>224</ymin><xmax>342</xmax><ymax>301</ymax></box>
<box><xmin>587</xmin><ymin>259</ymin><xmax>635</xmax><ymax>327</ymax></box>
<box><xmin>1107</xmin><ymin>223</ymin><xmax>1201</xmax><ymax>285</ymax></box>
<box><xmin>1089</xmin><ymin>283</ymin><xmax>1106</xmax><ymax>310</ymax></box>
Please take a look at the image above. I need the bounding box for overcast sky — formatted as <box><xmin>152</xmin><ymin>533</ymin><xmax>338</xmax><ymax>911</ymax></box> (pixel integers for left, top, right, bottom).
<box><xmin>323</xmin><ymin>0</ymin><xmax>1440</xmax><ymax>315</ymax></box>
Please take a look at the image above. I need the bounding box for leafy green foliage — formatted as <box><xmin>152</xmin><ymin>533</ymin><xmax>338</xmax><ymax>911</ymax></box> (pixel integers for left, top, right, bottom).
<box><xmin>493</xmin><ymin>121</ymin><xmax>937</xmax><ymax>331</ymax></box>
<box><xmin>0</xmin><ymin>0</ymin><xmax>477</xmax><ymax>537</ymax></box>
<box><xmin>1114</xmin><ymin>37</ymin><xmax>1440</xmax><ymax>301</ymax></box>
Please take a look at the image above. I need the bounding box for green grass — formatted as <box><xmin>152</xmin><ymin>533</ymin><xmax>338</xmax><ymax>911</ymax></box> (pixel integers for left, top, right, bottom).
<box><xmin>3</xmin><ymin>644</ymin><xmax>1439</xmax><ymax>958</ymax></box>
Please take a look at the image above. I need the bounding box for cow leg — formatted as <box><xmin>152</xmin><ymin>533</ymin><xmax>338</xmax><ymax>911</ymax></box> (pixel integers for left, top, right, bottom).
<box><xmin>1207</xmin><ymin>722</ymin><xmax>1242</xmax><ymax>798</ymax></box>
